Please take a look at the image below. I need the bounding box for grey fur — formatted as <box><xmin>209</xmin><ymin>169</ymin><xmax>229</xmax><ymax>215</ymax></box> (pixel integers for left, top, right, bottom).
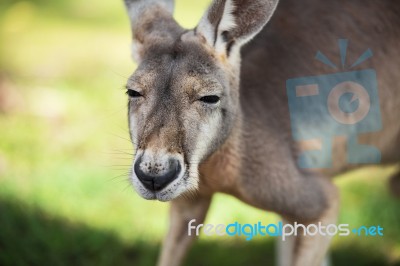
<box><xmin>122</xmin><ymin>0</ymin><xmax>400</xmax><ymax>265</ymax></box>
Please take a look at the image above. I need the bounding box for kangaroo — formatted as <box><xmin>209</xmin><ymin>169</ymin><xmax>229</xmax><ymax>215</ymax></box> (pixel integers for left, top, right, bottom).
<box><xmin>122</xmin><ymin>0</ymin><xmax>400</xmax><ymax>265</ymax></box>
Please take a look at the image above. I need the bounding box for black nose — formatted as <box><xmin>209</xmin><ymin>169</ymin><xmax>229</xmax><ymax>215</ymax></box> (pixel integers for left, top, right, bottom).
<box><xmin>134</xmin><ymin>156</ymin><xmax>181</xmax><ymax>191</ymax></box>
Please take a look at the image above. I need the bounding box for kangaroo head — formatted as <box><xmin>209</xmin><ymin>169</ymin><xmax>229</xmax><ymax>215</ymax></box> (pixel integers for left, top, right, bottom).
<box><xmin>124</xmin><ymin>0</ymin><xmax>279</xmax><ymax>201</ymax></box>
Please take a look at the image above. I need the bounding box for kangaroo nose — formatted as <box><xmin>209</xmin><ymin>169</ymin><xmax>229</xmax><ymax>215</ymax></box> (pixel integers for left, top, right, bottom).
<box><xmin>134</xmin><ymin>156</ymin><xmax>181</xmax><ymax>191</ymax></box>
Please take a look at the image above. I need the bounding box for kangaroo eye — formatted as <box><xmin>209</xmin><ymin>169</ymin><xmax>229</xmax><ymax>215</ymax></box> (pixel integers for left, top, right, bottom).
<box><xmin>126</xmin><ymin>89</ymin><xmax>143</xmax><ymax>98</ymax></box>
<box><xmin>199</xmin><ymin>95</ymin><xmax>220</xmax><ymax>104</ymax></box>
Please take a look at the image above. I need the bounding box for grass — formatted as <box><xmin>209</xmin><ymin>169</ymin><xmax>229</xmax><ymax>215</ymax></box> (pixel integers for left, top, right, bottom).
<box><xmin>0</xmin><ymin>0</ymin><xmax>399</xmax><ymax>265</ymax></box>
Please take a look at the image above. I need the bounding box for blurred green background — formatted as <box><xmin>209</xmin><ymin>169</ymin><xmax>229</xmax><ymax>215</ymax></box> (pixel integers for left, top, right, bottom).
<box><xmin>0</xmin><ymin>0</ymin><xmax>399</xmax><ymax>265</ymax></box>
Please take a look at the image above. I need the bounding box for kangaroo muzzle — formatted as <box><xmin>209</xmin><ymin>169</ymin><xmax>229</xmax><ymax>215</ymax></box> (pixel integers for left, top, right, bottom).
<box><xmin>134</xmin><ymin>153</ymin><xmax>182</xmax><ymax>192</ymax></box>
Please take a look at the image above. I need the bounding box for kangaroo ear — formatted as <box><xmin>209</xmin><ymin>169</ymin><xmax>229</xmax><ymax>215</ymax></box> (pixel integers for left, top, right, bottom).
<box><xmin>197</xmin><ymin>0</ymin><xmax>279</xmax><ymax>57</ymax></box>
<box><xmin>124</xmin><ymin>0</ymin><xmax>182</xmax><ymax>62</ymax></box>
